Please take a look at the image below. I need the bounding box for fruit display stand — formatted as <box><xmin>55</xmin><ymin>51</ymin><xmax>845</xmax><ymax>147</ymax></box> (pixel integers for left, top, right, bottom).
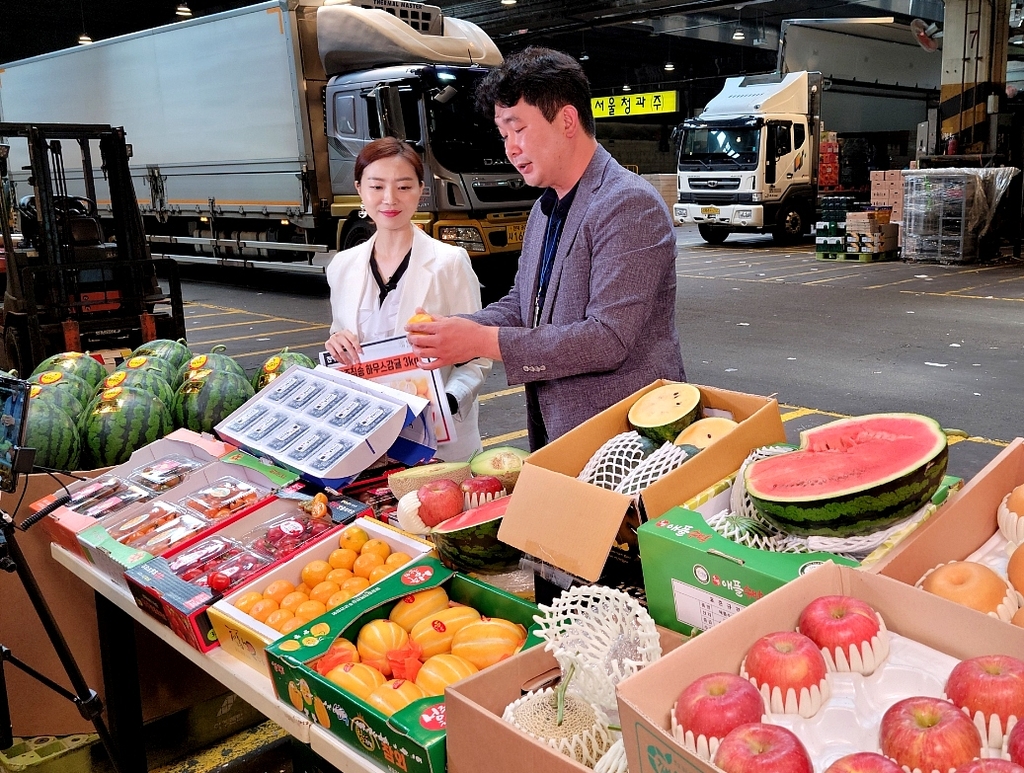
<box><xmin>615</xmin><ymin>563</ymin><xmax>1024</xmax><ymax>773</ymax></box>
<box><xmin>209</xmin><ymin>517</ymin><xmax>436</xmax><ymax>676</ymax></box>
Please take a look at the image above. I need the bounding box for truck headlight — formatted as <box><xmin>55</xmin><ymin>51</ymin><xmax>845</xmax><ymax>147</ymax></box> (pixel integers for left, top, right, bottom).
<box><xmin>676</xmin><ymin>207</ymin><xmax>688</xmax><ymax>218</ymax></box>
<box><xmin>751</xmin><ymin>192</ymin><xmax>762</xmax><ymax>202</ymax></box>
<box><xmin>737</xmin><ymin>209</ymin><xmax>752</xmax><ymax>218</ymax></box>
<box><xmin>439</xmin><ymin>226</ymin><xmax>486</xmax><ymax>253</ymax></box>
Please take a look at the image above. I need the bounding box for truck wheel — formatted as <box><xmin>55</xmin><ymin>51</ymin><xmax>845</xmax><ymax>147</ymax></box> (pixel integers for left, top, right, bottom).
<box><xmin>340</xmin><ymin>219</ymin><xmax>376</xmax><ymax>251</ymax></box>
<box><xmin>772</xmin><ymin>207</ymin><xmax>806</xmax><ymax>244</ymax></box>
<box><xmin>698</xmin><ymin>225</ymin><xmax>729</xmax><ymax>245</ymax></box>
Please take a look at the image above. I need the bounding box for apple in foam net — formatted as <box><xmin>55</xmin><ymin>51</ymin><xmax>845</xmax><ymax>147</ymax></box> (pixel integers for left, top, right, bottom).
<box><xmin>415</xmin><ymin>479</ymin><xmax>464</xmax><ymax>527</ymax></box>
<box><xmin>879</xmin><ymin>696</ymin><xmax>982</xmax><ymax>773</ymax></box>
<box><xmin>713</xmin><ymin>722</ymin><xmax>814</xmax><ymax>773</ymax></box>
<box><xmin>955</xmin><ymin>760</ymin><xmax>1024</xmax><ymax>773</ymax></box>
<box><xmin>823</xmin><ymin>751</ymin><xmax>904</xmax><ymax>773</ymax></box>
<box><xmin>1008</xmin><ymin>718</ymin><xmax>1024</xmax><ymax>765</ymax></box>
<box><xmin>797</xmin><ymin>595</ymin><xmax>886</xmax><ymax>673</ymax></box>
<box><xmin>944</xmin><ymin>655</ymin><xmax>1024</xmax><ymax>735</ymax></box>
<box><xmin>673</xmin><ymin>672</ymin><xmax>765</xmax><ymax>745</ymax></box>
<box><xmin>741</xmin><ymin>631</ymin><xmax>829</xmax><ymax>715</ymax></box>
<box><xmin>460</xmin><ymin>475</ymin><xmax>506</xmax><ymax>509</ymax></box>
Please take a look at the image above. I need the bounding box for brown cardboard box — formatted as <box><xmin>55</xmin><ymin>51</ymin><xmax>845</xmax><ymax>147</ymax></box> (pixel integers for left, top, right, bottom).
<box><xmin>498</xmin><ymin>382</ymin><xmax>786</xmax><ymax>582</ymax></box>
<box><xmin>447</xmin><ymin>628</ymin><xmax>687</xmax><ymax>773</ymax></box>
<box><xmin>615</xmin><ymin>563</ymin><xmax>1024</xmax><ymax>773</ymax></box>
<box><xmin>873</xmin><ymin>437</ymin><xmax>1024</xmax><ymax>583</ymax></box>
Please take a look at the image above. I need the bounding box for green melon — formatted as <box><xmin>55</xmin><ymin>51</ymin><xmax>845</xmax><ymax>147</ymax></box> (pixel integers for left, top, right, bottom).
<box><xmin>79</xmin><ymin>386</ymin><xmax>174</xmax><ymax>468</ymax></box>
<box><xmin>627</xmin><ymin>383</ymin><xmax>702</xmax><ymax>445</ymax></box>
<box><xmin>177</xmin><ymin>350</ymin><xmax>247</xmax><ymax>385</ymax></box>
<box><xmin>132</xmin><ymin>338</ymin><xmax>192</xmax><ymax>371</ymax></box>
<box><xmin>30</xmin><ymin>351</ymin><xmax>107</xmax><ymax>390</ymax></box>
<box><xmin>430</xmin><ymin>496</ymin><xmax>522</xmax><ymax>573</ymax></box>
<box><xmin>252</xmin><ymin>348</ymin><xmax>317</xmax><ymax>391</ymax></box>
<box><xmin>27</xmin><ymin>382</ymin><xmax>84</xmax><ymax>422</ymax></box>
<box><xmin>173</xmin><ymin>371</ymin><xmax>255</xmax><ymax>433</ymax></box>
<box><xmin>116</xmin><ymin>354</ymin><xmax>180</xmax><ymax>390</ymax></box>
<box><xmin>744</xmin><ymin>413</ymin><xmax>949</xmax><ymax>537</ymax></box>
<box><xmin>470</xmin><ymin>446</ymin><xmax>529</xmax><ymax>493</ymax></box>
<box><xmin>25</xmin><ymin>399</ymin><xmax>81</xmax><ymax>471</ymax></box>
<box><xmin>29</xmin><ymin>370</ymin><xmax>94</xmax><ymax>411</ymax></box>
<box><xmin>388</xmin><ymin>462</ymin><xmax>473</xmax><ymax>499</ymax></box>
<box><xmin>98</xmin><ymin>369</ymin><xmax>176</xmax><ymax>415</ymax></box>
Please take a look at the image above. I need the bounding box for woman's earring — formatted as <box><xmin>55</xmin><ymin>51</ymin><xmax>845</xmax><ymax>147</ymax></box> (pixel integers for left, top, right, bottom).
<box><xmin>358</xmin><ymin>202</ymin><xmax>368</xmax><ymax>219</ymax></box>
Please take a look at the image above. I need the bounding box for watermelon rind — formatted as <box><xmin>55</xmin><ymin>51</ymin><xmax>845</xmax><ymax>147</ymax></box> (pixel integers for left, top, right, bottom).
<box><xmin>25</xmin><ymin>400</ymin><xmax>81</xmax><ymax>471</ymax></box>
<box><xmin>30</xmin><ymin>351</ymin><xmax>107</xmax><ymax>390</ymax></box>
<box><xmin>173</xmin><ymin>371</ymin><xmax>255</xmax><ymax>433</ymax></box>
<box><xmin>744</xmin><ymin>413</ymin><xmax>949</xmax><ymax>538</ymax></box>
<box><xmin>29</xmin><ymin>370</ymin><xmax>94</xmax><ymax>410</ymax></box>
<box><xmin>252</xmin><ymin>350</ymin><xmax>317</xmax><ymax>391</ymax></box>
<box><xmin>28</xmin><ymin>383</ymin><xmax>84</xmax><ymax>421</ymax></box>
<box><xmin>79</xmin><ymin>386</ymin><xmax>173</xmax><ymax>468</ymax></box>
<box><xmin>117</xmin><ymin>355</ymin><xmax>180</xmax><ymax>391</ymax></box>
<box><xmin>98</xmin><ymin>369</ymin><xmax>176</xmax><ymax>415</ymax></box>
<box><xmin>627</xmin><ymin>383</ymin><xmax>702</xmax><ymax>445</ymax></box>
<box><xmin>178</xmin><ymin>352</ymin><xmax>247</xmax><ymax>385</ymax></box>
<box><xmin>431</xmin><ymin>498</ymin><xmax>522</xmax><ymax>573</ymax></box>
<box><xmin>132</xmin><ymin>339</ymin><xmax>192</xmax><ymax>371</ymax></box>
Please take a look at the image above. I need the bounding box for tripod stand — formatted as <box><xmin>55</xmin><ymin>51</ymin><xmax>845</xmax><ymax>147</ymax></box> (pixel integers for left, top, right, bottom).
<box><xmin>0</xmin><ymin>507</ymin><xmax>122</xmax><ymax>773</ymax></box>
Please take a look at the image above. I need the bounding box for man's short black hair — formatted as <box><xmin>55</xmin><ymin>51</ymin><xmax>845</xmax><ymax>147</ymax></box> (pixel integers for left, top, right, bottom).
<box><xmin>475</xmin><ymin>46</ymin><xmax>595</xmax><ymax>137</ymax></box>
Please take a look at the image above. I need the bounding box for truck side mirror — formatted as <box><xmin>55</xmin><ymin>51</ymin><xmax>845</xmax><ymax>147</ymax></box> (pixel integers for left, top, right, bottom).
<box><xmin>765</xmin><ymin>126</ymin><xmax>777</xmax><ymax>185</ymax></box>
<box><xmin>374</xmin><ymin>85</ymin><xmax>407</xmax><ymax>141</ymax></box>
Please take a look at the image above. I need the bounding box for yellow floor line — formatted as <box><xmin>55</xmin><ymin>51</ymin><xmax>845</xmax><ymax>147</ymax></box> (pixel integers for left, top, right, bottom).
<box><xmin>779</xmin><ymin>407</ymin><xmax>820</xmax><ymax>422</ymax></box>
<box><xmin>482</xmin><ymin>429</ymin><xmax>529</xmax><ymax>446</ymax></box>
<box><xmin>899</xmin><ymin>289</ymin><xmax>1024</xmax><ymax>303</ymax></box>
<box><xmin>227</xmin><ymin>341</ymin><xmax>327</xmax><ymax>360</ymax></box>
<box><xmin>187</xmin><ymin>318</ymin><xmax>292</xmax><ymax>332</ymax></box>
<box><xmin>193</xmin><ymin>324</ymin><xmax>329</xmax><ymax>347</ymax></box>
<box><xmin>188</xmin><ymin>302</ymin><xmax>326</xmax><ymax>327</ymax></box>
<box><xmin>184</xmin><ymin>310</ymin><xmax>246</xmax><ymax>319</ymax></box>
<box><xmin>479</xmin><ymin>386</ymin><xmax>525</xmax><ymax>402</ymax></box>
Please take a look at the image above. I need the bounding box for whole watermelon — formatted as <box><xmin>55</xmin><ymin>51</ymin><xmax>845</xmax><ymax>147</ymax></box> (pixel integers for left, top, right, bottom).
<box><xmin>25</xmin><ymin>400</ymin><xmax>81</xmax><ymax>471</ymax></box>
<box><xmin>97</xmin><ymin>369</ymin><xmax>176</xmax><ymax>415</ymax></box>
<box><xmin>28</xmin><ymin>370</ymin><xmax>94</xmax><ymax>411</ymax></box>
<box><xmin>173</xmin><ymin>371</ymin><xmax>254</xmax><ymax>433</ymax></box>
<box><xmin>30</xmin><ymin>351</ymin><xmax>107</xmax><ymax>390</ymax></box>
<box><xmin>177</xmin><ymin>351</ymin><xmax>247</xmax><ymax>385</ymax></box>
<box><xmin>253</xmin><ymin>349</ymin><xmax>317</xmax><ymax>391</ymax></box>
<box><xmin>116</xmin><ymin>354</ymin><xmax>180</xmax><ymax>391</ymax></box>
<box><xmin>79</xmin><ymin>386</ymin><xmax>173</xmax><ymax>468</ymax></box>
<box><xmin>27</xmin><ymin>383</ymin><xmax>84</xmax><ymax>421</ymax></box>
<box><xmin>132</xmin><ymin>339</ymin><xmax>192</xmax><ymax>371</ymax></box>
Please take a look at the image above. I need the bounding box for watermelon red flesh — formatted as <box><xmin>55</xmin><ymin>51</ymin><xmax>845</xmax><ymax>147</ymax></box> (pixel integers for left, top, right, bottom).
<box><xmin>744</xmin><ymin>413</ymin><xmax>948</xmax><ymax>538</ymax></box>
<box><xmin>430</xmin><ymin>497</ymin><xmax>522</xmax><ymax>573</ymax></box>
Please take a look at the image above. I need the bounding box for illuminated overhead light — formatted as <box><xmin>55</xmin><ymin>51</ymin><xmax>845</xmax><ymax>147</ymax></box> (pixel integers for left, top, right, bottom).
<box><xmin>175</xmin><ymin>2</ymin><xmax>192</xmax><ymax>16</ymax></box>
<box><xmin>500</xmin><ymin>0</ymin><xmax>517</xmax><ymax>5</ymax></box>
<box><xmin>579</xmin><ymin>51</ymin><xmax>590</xmax><ymax>61</ymax></box>
<box><xmin>732</xmin><ymin>27</ymin><xmax>745</xmax><ymax>40</ymax></box>
<box><xmin>664</xmin><ymin>62</ymin><xmax>675</xmax><ymax>71</ymax></box>
<box><xmin>78</xmin><ymin>33</ymin><xmax>93</xmax><ymax>45</ymax></box>
<box><xmin>622</xmin><ymin>83</ymin><xmax>631</xmax><ymax>92</ymax></box>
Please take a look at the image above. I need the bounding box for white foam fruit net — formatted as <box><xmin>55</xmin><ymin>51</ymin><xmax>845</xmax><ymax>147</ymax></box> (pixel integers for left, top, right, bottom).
<box><xmin>503</xmin><ymin>688</ymin><xmax>614</xmax><ymax>768</ymax></box>
<box><xmin>594</xmin><ymin>739</ymin><xmax>629</xmax><ymax>773</ymax></box>
<box><xmin>577</xmin><ymin>431</ymin><xmax>652</xmax><ymax>490</ymax></box>
<box><xmin>533</xmin><ymin>586</ymin><xmax>662</xmax><ymax>712</ymax></box>
<box><xmin>615</xmin><ymin>443</ymin><xmax>695</xmax><ymax>496</ymax></box>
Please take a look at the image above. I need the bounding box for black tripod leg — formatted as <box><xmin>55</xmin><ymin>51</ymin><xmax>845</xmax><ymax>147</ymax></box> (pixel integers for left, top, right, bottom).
<box><xmin>95</xmin><ymin>594</ymin><xmax>146</xmax><ymax>773</ymax></box>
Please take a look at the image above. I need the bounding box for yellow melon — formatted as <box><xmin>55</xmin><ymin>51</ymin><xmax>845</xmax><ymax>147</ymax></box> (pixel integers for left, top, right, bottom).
<box><xmin>387</xmin><ymin>587</ymin><xmax>450</xmax><ymax>632</ymax></box>
<box><xmin>356</xmin><ymin>619</ymin><xmax>410</xmax><ymax>676</ymax></box>
<box><xmin>324</xmin><ymin>662</ymin><xmax>387</xmax><ymax>701</ymax></box>
<box><xmin>415</xmin><ymin>654</ymin><xmax>479</xmax><ymax>696</ymax></box>
<box><xmin>410</xmin><ymin>605</ymin><xmax>482</xmax><ymax>658</ymax></box>
<box><xmin>367</xmin><ymin>679</ymin><xmax>428</xmax><ymax>717</ymax></box>
<box><xmin>450</xmin><ymin>617</ymin><xmax>526</xmax><ymax>670</ymax></box>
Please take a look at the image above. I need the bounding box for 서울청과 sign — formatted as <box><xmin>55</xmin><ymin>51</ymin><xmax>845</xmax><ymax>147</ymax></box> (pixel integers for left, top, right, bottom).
<box><xmin>592</xmin><ymin>91</ymin><xmax>678</xmax><ymax>119</ymax></box>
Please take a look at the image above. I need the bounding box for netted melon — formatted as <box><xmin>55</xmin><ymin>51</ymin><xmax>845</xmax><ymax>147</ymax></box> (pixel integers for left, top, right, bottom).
<box><xmin>627</xmin><ymin>384</ymin><xmax>702</xmax><ymax>444</ymax></box>
<box><xmin>503</xmin><ymin>687</ymin><xmax>614</xmax><ymax>767</ymax></box>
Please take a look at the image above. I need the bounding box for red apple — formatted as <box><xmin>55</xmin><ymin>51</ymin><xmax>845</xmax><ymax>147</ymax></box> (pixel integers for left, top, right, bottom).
<box><xmin>741</xmin><ymin>631</ymin><xmax>829</xmax><ymax>716</ymax></box>
<box><xmin>798</xmin><ymin>595</ymin><xmax>887</xmax><ymax>674</ymax></box>
<box><xmin>879</xmin><ymin>696</ymin><xmax>982</xmax><ymax>773</ymax></box>
<box><xmin>713</xmin><ymin>722</ymin><xmax>813</xmax><ymax>773</ymax></box>
<box><xmin>945</xmin><ymin>655</ymin><xmax>1024</xmax><ymax>744</ymax></box>
<box><xmin>956</xmin><ymin>760</ymin><xmax>1024</xmax><ymax>773</ymax></box>
<box><xmin>673</xmin><ymin>672</ymin><xmax>764</xmax><ymax>758</ymax></box>
<box><xmin>461</xmin><ymin>475</ymin><xmax>506</xmax><ymax>509</ymax></box>
<box><xmin>416</xmin><ymin>479</ymin><xmax>464</xmax><ymax>527</ymax></box>
<box><xmin>824</xmin><ymin>752</ymin><xmax>903</xmax><ymax>773</ymax></box>
<box><xmin>1008</xmin><ymin>719</ymin><xmax>1024</xmax><ymax>765</ymax></box>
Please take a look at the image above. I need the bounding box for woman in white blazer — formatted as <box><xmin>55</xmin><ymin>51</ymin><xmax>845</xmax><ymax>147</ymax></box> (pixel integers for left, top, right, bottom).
<box><xmin>325</xmin><ymin>138</ymin><xmax>491</xmax><ymax>463</ymax></box>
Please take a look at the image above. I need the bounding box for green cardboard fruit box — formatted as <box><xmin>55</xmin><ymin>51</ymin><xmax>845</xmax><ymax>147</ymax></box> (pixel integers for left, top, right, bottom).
<box><xmin>265</xmin><ymin>556</ymin><xmax>539</xmax><ymax>773</ymax></box>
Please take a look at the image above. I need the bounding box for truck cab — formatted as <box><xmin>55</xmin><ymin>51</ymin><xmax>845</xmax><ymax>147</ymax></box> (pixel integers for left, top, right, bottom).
<box><xmin>673</xmin><ymin>72</ymin><xmax>821</xmax><ymax>244</ymax></box>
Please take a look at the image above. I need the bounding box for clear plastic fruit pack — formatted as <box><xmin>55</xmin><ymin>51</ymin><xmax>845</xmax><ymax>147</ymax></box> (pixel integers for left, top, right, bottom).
<box><xmin>127</xmin><ymin>454</ymin><xmax>205</xmax><ymax>494</ymax></box>
<box><xmin>239</xmin><ymin>507</ymin><xmax>334</xmax><ymax>559</ymax></box>
<box><xmin>104</xmin><ymin>501</ymin><xmax>209</xmax><ymax>555</ymax></box>
<box><xmin>180</xmin><ymin>476</ymin><xmax>267</xmax><ymax>520</ymax></box>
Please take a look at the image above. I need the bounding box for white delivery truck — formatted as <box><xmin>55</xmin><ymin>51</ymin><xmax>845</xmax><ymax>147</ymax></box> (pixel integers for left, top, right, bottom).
<box><xmin>0</xmin><ymin>0</ymin><xmax>536</xmax><ymax>285</ymax></box>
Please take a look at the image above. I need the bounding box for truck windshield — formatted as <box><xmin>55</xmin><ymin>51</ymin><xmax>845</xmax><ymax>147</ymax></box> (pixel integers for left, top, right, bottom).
<box><xmin>679</xmin><ymin>126</ymin><xmax>760</xmax><ymax>171</ymax></box>
<box><xmin>423</xmin><ymin>66</ymin><xmax>516</xmax><ymax>175</ymax></box>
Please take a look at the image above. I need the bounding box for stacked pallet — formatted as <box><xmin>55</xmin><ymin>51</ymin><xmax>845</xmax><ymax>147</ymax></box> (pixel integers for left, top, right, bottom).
<box><xmin>819</xmin><ymin>132</ymin><xmax>839</xmax><ymax>188</ymax></box>
<box><xmin>815</xmin><ymin>195</ymin><xmax>856</xmax><ymax>258</ymax></box>
<box><xmin>870</xmin><ymin>170</ymin><xmax>905</xmax><ymax>223</ymax></box>
<box><xmin>844</xmin><ymin>210</ymin><xmax>899</xmax><ymax>261</ymax></box>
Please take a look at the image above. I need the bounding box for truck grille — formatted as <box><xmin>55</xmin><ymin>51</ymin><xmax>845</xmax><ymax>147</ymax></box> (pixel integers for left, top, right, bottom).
<box><xmin>677</xmin><ymin>192</ymin><xmax>753</xmax><ymax>205</ymax></box>
<box><xmin>472</xmin><ymin>182</ymin><xmax>541</xmax><ymax>204</ymax></box>
<box><xmin>688</xmin><ymin>178</ymin><xmax>741</xmax><ymax>190</ymax></box>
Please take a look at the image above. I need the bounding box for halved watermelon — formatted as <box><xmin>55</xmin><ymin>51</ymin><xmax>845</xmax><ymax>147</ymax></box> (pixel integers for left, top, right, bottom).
<box><xmin>744</xmin><ymin>413</ymin><xmax>948</xmax><ymax>537</ymax></box>
<box><xmin>627</xmin><ymin>383</ymin><xmax>702</xmax><ymax>444</ymax></box>
<box><xmin>430</xmin><ymin>497</ymin><xmax>522</xmax><ymax>573</ymax></box>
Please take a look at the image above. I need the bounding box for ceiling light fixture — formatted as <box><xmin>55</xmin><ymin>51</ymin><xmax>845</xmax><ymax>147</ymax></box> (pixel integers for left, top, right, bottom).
<box><xmin>78</xmin><ymin>33</ymin><xmax>93</xmax><ymax>45</ymax></box>
<box><xmin>664</xmin><ymin>61</ymin><xmax>675</xmax><ymax>71</ymax></box>
<box><xmin>732</xmin><ymin>27</ymin><xmax>745</xmax><ymax>40</ymax></box>
<box><xmin>579</xmin><ymin>51</ymin><xmax>590</xmax><ymax>61</ymax></box>
<box><xmin>176</xmin><ymin>3</ymin><xmax>193</xmax><ymax>17</ymax></box>
<box><xmin>500</xmin><ymin>0</ymin><xmax>517</xmax><ymax>5</ymax></box>
<box><xmin>622</xmin><ymin>83</ymin><xmax>631</xmax><ymax>92</ymax></box>
<box><xmin>78</xmin><ymin>0</ymin><xmax>92</xmax><ymax>45</ymax></box>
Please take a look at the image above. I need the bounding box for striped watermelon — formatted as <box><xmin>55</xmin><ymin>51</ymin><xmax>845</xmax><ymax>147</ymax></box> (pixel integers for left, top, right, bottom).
<box><xmin>28</xmin><ymin>382</ymin><xmax>84</xmax><ymax>421</ymax></box>
<box><xmin>98</xmin><ymin>369</ymin><xmax>176</xmax><ymax>416</ymax></box>
<box><xmin>173</xmin><ymin>371</ymin><xmax>255</xmax><ymax>433</ymax></box>
<box><xmin>132</xmin><ymin>339</ymin><xmax>192</xmax><ymax>371</ymax></box>
<box><xmin>253</xmin><ymin>349</ymin><xmax>317</xmax><ymax>391</ymax></box>
<box><xmin>116</xmin><ymin>355</ymin><xmax>180</xmax><ymax>391</ymax></box>
<box><xmin>30</xmin><ymin>351</ymin><xmax>107</xmax><ymax>390</ymax></box>
<box><xmin>744</xmin><ymin>413</ymin><xmax>949</xmax><ymax>538</ymax></box>
<box><xmin>29</xmin><ymin>370</ymin><xmax>93</xmax><ymax>411</ymax></box>
<box><xmin>79</xmin><ymin>386</ymin><xmax>174</xmax><ymax>468</ymax></box>
<box><xmin>177</xmin><ymin>350</ymin><xmax>247</xmax><ymax>385</ymax></box>
<box><xmin>25</xmin><ymin>399</ymin><xmax>81</xmax><ymax>471</ymax></box>
<box><xmin>430</xmin><ymin>497</ymin><xmax>522</xmax><ymax>573</ymax></box>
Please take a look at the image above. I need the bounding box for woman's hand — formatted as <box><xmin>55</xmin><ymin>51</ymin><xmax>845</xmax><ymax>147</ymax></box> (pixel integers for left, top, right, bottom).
<box><xmin>325</xmin><ymin>329</ymin><xmax>363</xmax><ymax>366</ymax></box>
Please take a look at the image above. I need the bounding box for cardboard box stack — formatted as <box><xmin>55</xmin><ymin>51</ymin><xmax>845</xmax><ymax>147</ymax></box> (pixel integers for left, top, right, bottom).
<box><xmin>845</xmin><ymin>209</ymin><xmax>899</xmax><ymax>259</ymax></box>
<box><xmin>814</xmin><ymin>195</ymin><xmax>856</xmax><ymax>258</ymax></box>
<box><xmin>819</xmin><ymin>131</ymin><xmax>839</xmax><ymax>187</ymax></box>
<box><xmin>871</xmin><ymin>169</ymin><xmax>905</xmax><ymax>229</ymax></box>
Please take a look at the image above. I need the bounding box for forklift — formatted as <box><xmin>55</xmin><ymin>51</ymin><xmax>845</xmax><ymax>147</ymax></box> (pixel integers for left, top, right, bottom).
<box><xmin>0</xmin><ymin>122</ymin><xmax>185</xmax><ymax>375</ymax></box>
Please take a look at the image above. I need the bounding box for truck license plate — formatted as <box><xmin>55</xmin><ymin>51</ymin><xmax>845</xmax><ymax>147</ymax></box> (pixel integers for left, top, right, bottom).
<box><xmin>506</xmin><ymin>223</ymin><xmax>526</xmax><ymax>245</ymax></box>
<box><xmin>700</xmin><ymin>206</ymin><xmax>721</xmax><ymax>216</ymax></box>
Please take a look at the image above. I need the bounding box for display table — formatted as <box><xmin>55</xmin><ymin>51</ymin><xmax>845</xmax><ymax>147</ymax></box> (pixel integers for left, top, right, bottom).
<box><xmin>51</xmin><ymin>544</ymin><xmax>386</xmax><ymax>773</ymax></box>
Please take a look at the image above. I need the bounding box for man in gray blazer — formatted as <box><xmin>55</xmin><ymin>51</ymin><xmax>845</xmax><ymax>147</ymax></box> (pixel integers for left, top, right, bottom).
<box><xmin>408</xmin><ymin>46</ymin><xmax>685</xmax><ymax>450</ymax></box>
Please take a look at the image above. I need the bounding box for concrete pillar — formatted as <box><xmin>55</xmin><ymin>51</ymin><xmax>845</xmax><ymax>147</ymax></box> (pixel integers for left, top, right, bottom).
<box><xmin>939</xmin><ymin>0</ymin><xmax>1010</xmax><ymax>152</ymax></box>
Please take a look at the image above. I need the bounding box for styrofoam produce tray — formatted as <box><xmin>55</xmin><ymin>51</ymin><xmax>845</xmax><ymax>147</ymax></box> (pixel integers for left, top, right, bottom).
<box><xmin>765</xmin><ymin>633</ymin><xmax>1004</xmax><ymax>771</ymax></box>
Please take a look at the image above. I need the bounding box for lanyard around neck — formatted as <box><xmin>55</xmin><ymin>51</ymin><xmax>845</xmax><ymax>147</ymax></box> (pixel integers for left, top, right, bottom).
<box><xmin>370</xmin><ymin>247</ymin><xmax>412</xmax><ymax>306</ymax></box>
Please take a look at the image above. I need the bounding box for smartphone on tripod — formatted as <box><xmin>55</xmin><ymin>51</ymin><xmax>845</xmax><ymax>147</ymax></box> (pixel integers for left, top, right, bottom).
<box><xmin>0</xmin><ymin>376</ymin><xmax>29</xmax><ymax>494</ymax></box>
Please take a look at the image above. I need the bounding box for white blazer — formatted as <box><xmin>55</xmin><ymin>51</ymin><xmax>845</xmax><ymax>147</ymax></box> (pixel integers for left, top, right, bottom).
<box><xmin>326</xmin><ymin>227</ymin><xmax>492</xmax><ymax>463</ymax></box>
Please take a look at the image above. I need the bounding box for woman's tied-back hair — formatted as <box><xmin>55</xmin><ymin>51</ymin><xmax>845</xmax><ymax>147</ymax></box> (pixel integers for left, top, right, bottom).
<box><xmin>354</xmin><ymin>136</ymin><xmax>425</xmax><ymax>185</ymax></box>
<box><xmin>475</xmin><ymin>46</ymin><xmax>595</xmax><ymax>137</ymax></box>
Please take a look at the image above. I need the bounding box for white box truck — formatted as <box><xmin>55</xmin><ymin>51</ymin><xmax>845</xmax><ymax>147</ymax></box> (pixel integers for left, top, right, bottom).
<box><xmin>0</xmin><ymin>0</ymin><xmax>536</xmax><ymax>285</ymax></box>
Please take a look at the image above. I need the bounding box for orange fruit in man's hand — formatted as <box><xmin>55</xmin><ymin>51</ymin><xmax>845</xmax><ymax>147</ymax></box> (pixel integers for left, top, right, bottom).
<box><xmin>407</xmin><ymin>313</ymin><xmax>434</xmax><ymax>325</ymax></box>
